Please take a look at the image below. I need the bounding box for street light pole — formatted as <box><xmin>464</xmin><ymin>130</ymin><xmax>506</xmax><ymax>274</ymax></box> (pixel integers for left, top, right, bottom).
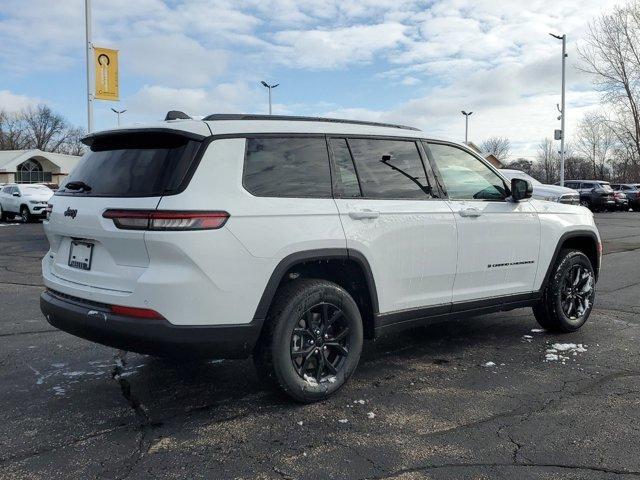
<box><xmin>85</xmin><ymin>0</ymin><xmax>94</xmax><ymax>133</ymax></box>
<box><xmin>260</xmin><ymin>81</ymin><xmax>279</xmax><ymax>115</ymax></box>
<box><xmin>461</xmin><ymin>110</ymin><xmax>473</xmax><ymax>143</ymax></box>
<box><xmin>550</xmin><ymin>33</ymin><xmax>567</xmax><ymax>186</ymax></box>
<box><xmin>111</xmin><ymin>108</ymin><xmax>126</xmax><ymax>127</ymax></box>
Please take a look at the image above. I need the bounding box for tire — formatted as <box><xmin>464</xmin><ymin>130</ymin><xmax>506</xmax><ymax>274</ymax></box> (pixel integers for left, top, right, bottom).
<box><xmin>253</xmin><ymin>278</ymin><xmax>363</xmax><ymax>403</ymax></box>
<box><xmin>0</xmin><ymin>204</ymin><xmax>6</xmax><ymax>222</ymax></box>
<box><xmin>20</xmin><ymin>205</ymin><xmax>32</xmax><ymax>223</ymax></box>
<box><xmin>533</xmin><ymin>249</ymin><xmax>596</xmax><ymax>333</ymax></box>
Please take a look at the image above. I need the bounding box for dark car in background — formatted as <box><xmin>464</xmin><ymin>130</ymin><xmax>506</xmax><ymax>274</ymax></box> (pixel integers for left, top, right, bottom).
<box><xmin>611</xmin><ymin>183</ymin><xmax>640</xmax><ymax>211</ymax></box>
<box><xmin>563</xmin><ymin>180</ymin><xmax>616</xmax><ymax>212</ymax></box>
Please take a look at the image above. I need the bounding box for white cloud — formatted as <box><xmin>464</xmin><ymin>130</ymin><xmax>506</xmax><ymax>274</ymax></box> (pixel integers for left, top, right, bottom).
<box><xmin>271</xmin><ymin>22</ymin><xmax>409</xmax><ymax>69</ymax></box>
<box><xmin>124</xmin><ymin>82</ymin><xmax>260</xmax><ymax>122</ymax></box>
<box><xmin>0</xmin><ymin>90</ymin><xmax>40</xmax><ymax>111</ymax></box>
<box><xmin>122</xmin><ymin>35</ymin><xmax>228</xmax><ymax>87</ymax></box>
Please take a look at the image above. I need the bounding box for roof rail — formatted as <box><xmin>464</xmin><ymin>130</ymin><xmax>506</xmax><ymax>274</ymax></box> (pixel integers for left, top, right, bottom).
<box><xmin>201</xmin><ymin>113</ymin><xmax>420</xmax><ymax>131</ymax></box>
<box><xmin>165</xmin><ymin>110</ymin><xmax>192</xmax><ymax>121</ymax></box>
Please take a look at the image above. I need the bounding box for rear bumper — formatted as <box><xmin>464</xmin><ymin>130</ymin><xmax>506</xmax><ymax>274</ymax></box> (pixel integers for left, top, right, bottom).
<box><xmin>40</xmin><ymin>290</ymin><xmax>262</xmax><ymax>359</ymax></box>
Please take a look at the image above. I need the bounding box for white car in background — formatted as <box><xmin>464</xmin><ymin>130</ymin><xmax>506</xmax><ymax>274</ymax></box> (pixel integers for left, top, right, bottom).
<box><xmin>500</xmin><ymin>169</ymin><xmax>580</xmax><ymax>205</ymax></box>
<box><xmin>0</xmin><ymin>183</ymin><xmax>54</xmax><ymax>222</ymax></box>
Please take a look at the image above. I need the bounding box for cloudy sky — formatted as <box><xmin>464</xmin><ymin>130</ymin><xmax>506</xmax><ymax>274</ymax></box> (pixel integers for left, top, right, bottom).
<box><xmin>0</xmin><ymin>0</ymin><xmax>622</xmax><ymax>158</ymax></box>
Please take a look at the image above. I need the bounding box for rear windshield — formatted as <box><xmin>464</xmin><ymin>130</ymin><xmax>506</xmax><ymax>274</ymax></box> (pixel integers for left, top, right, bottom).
<box><xmin>57</xmin><ymin>132</ymin><xmax>202</xmax><ymax>197</ymax></box>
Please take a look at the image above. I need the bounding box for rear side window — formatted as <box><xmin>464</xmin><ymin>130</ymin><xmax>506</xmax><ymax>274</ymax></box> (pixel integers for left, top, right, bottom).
<box><xmin>348</xmin><ymin>139</ymin><xmax>432</xmax><ymax>199</ymax></box>
<box><xmin>243</xmin><ymin>137</ymin><xmax>331</xmax><ymax>198</ymax></box>
<box><xmin>58</xmin><ymin>133</ymin><xmax>202</xmax><ymax>197</ymax></box>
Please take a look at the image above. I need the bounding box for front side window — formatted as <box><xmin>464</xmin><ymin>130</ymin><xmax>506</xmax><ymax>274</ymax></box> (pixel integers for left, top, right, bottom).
<box><xmin>243</xmin><ymin>137</ymin><xmax>332</xmax><ymax>198</ymax></box>
<box><xmin>348</xmin><ymin>139</ymin><xmax>432</xmax><ymax>199</ymax></box>
<box><xmin>428</xmin><ymin>143</ymin><xmax>507</xmax><ymax>200</ymax></box>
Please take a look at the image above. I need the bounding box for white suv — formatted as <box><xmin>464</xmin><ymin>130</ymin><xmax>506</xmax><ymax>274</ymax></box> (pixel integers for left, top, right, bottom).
<box><xmin>41</xmin><ymin>113</ymin><xmax>601</xmax><ymax>402</ymax></box>
<box><xmin>0</xmin><ymin>183</ymin><xmax>54</xmax><ymax>222</ymax></box>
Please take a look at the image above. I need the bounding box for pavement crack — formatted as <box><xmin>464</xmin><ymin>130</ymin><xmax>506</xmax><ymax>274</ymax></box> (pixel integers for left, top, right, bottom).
<box><xmin>370</xmin><ymin>462</ymin><xmax>640</xmax><ymax>478</ymax></box>
<box><xmin>111</xmin><ymin>351</ymin><xmax>151</xmax><ymax>424</ymax></box>
<box><xmin>0</xmin><ymin>328</ymin><xmax>57</xmax><ymax>338</ymax></box>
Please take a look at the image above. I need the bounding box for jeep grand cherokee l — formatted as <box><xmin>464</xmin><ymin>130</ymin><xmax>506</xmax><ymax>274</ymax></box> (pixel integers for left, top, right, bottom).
<box><xmin>41</xmin><ymin>113</ymin><xmax>601</xmax><ymax>402</ymax></box>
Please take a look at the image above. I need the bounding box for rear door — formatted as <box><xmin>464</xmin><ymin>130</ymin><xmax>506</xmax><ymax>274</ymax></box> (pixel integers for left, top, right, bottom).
<box><xmin>330</xmin><ymin>136</ymin><xmax>456</xmax><ymax>314</ymax></box>
<box><xmin>45</xmin><ymin>130</ymin><xmax>206</xmax><ymax>293</ymax></box>
<box><xmin>426</xmin><ymin>142</ymin><xmax>541</xmax><ymax>303</ymax></box>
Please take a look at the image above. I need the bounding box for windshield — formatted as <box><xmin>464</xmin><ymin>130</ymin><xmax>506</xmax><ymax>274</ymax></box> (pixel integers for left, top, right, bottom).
<box><xmin>58</xmin><ymin>132</ymin><xmax>202</xmax><ymax>197</ymax></box>
<box><xmin>500</xmin><ymin>170</ymin><xmax>541</xmax><ymax>186</ymax></box>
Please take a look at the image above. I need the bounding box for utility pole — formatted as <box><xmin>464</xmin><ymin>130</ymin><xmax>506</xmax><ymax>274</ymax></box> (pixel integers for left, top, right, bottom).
<box><xmin>261</xmin><ymin>81</ymin><xmax>279</xmax><ymax>115</ymax></box>
<box><xmin>461</xmin><ymin>110</ymin><xmax>473</xmax><ymax>143</ymax></box>
<box><xmin>111</xmin><ymin>108</ymin><xmax>126</xmax><ymax>127</ymax></box>
<box><xmin>550</xmin><ymin>33</ymin><xmax>567</xmax><ymax>186</ymax></box>
<box><xmin>85</xmin><ymin>0</ymin><xmax>94</xmax><ymax>133</ymax></box>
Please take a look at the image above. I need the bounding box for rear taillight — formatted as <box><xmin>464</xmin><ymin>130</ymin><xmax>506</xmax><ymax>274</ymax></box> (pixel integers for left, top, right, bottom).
<box><xmin>110</xmin><ymin>304</ymin><xmax>164</xmax><ymax>319</ymax></box>
<box><xmin>102</xmin><ymin>210</ymin><xmax>229</xmax><ymax>231</ymax></box>
<box><xmin>45</xmin><ymin>203</ymin><xmax>53</xmax><ymax>220</ymax></box>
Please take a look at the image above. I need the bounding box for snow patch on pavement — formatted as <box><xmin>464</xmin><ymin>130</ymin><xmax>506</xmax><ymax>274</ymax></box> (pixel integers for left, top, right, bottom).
<box><xmin>545</xmin><ymin>343</ymin><xmax>587</xmax><ymax>363</ymax></box>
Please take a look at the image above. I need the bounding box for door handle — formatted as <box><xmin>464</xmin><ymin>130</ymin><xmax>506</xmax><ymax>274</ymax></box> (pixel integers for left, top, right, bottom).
<box><xmin>348</xmin><ymin>209</ymin><xmax>380</xmax><ymax>220</ymax></box>
<box><xmin>459</xmin><ymin>207</ymin><xmax>482</xmax><ymax>217</ymax></box>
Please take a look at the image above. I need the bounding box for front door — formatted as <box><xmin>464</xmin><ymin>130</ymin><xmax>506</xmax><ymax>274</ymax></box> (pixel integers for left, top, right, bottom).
<box><xmin>329</xmin><ymin>137</ymin><xmax>457</xmax><ymax>314</ymax></box>
<box><xmin>426</xmin><ymin>142</ymin><xmax>541</xmax><ymax>303</ymax></box>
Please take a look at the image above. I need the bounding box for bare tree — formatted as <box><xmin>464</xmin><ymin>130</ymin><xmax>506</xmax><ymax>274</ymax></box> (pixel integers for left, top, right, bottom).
<box><xmin>0</xmin><ymin>105</ymin><xmax>85</xmax><ymax>155</ymax></box>
<box><xmin>536</xmin><ymin>138</ymin><xmax>559</xmax><ymax>184</ymax></box>
<box><xmin>575</xmin><ymin>112</ymin><xmax>616</xmax><ymax>178</ymax></box>
<box><xmin>0</xmin><ymin>110</ymin><xmax>30</xmax><ymax>150</ymax></box>
<box><xmin>579</xmin><ymin>2</ymin><xmax>640</xmax><ymax>163</ymax></box>
<box><xmin>480</xmin><ymin>137</ymin><xmax>511</xmax><ymax>162</ymax></box>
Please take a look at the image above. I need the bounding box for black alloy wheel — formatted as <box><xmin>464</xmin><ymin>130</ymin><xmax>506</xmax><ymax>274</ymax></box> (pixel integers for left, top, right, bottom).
<box><xmin>290</xmin><ymin>302</ymin><xmax>350</xmax><ymax>384</ymax></box>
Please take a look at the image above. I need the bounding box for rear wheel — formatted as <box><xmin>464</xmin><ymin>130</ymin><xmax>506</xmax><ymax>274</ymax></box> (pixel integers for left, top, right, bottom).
<box><xmin>533</xmin><ymin>249</ymin><xmax>595</xmax><ymax>333</ymax></box>
<box><xmin>20</xmin><ymin>206</ymin><xmax>32</xmax><ymax>223</ymax></box>
<box><xmin>253</xmin><ymin>278</ymin><xmax>363</xmax><ymax>403</ymax></box>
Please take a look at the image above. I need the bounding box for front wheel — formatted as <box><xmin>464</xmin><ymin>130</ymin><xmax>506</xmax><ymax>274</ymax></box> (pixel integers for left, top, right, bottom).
<box><xmin>20</xmin><ymin>206</ymin><xmax>32</xmax><ymax>223</ymax></box>
<box><xmin>253</xmin><ymin>278</ymin><xmax>363</xmax><ymax>403</ymax></box>
<box><xmin>533</xmin><ymin>249</ymin><xmax>596</xmax><ymax>333</ymax></box>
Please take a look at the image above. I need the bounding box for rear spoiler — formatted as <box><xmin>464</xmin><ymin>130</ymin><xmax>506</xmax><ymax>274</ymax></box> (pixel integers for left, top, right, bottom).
<box><xmin>81</xmin><ymin>128</ymin><xmax>208</xmax><ymax>147</ymax></box>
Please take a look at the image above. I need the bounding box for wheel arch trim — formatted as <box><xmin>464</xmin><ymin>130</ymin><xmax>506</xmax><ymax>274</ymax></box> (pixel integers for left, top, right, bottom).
<box><xmin>252</xmin><ymin>248</ymin><xmax>379</xmax><ymax>323</ymax></box>
<box><xmin>540</xmin><ymin>230</ymin><xmax>600</xmax><ymax>289</ymax></box>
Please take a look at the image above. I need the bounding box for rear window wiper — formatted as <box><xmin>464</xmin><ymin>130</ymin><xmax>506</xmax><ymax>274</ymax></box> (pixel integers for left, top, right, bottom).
<box><xmin>64</xmin><ymin>181</ymin><xmax>92</xmax><ymax>192</ymax></box>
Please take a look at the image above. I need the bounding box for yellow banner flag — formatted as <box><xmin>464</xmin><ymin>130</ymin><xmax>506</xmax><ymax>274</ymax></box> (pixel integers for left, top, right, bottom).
<box><xmin>94</xmin><ymin>47</ymin><xmax>119</xmax><ymax>101</ymax></box>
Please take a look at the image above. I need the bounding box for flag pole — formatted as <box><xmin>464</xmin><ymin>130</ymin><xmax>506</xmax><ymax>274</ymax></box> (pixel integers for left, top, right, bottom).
<box><xmin>85</xmin><ymin>0</ymin><xmax>94</xmax><ymax>133</ymax></box>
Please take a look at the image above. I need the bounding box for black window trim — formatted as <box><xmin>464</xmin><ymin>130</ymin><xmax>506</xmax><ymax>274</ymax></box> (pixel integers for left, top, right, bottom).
<box><xmin>326</xmin><ymin>137</ymin><xmax>363</xmax><ymax>198</ymax></box>
<box><xmin>242</xmin><ymin>134</ymin><xmax>334</xmax><ymax>199</ymax></box>
<box><xmin>423</xmin><ymin>140</ymin><xmax>512</xmax><ymax>202</ymax></box>
<box><xmin>327</xmin><ymin>134</ymin><xmax>442</xmax><ymax>201</ymax></box>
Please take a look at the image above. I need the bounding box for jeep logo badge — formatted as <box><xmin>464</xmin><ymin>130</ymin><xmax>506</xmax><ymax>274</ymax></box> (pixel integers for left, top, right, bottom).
<box><xmin>64</xmin><ymin>207</ymin><xmax>78</xmax><ymax>219</ymax></box>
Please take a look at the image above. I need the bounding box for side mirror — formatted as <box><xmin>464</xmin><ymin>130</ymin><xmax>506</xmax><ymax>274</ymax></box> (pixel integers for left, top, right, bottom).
<box><xmin>12</xmin><ymin>192</ymin><xmax>20</xmax><ymax>197</ymax></box>
<box><xmin>511</xmin><ymin>178</ymin><xmax>533</xmax><ymax>201</ymax></box>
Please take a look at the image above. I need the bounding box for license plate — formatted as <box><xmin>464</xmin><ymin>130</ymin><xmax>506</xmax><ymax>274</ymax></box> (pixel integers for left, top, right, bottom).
<box><xmin>68</xmin><ymin>241</ymin><xmax>93</xmax><ymax>270</ymax></box>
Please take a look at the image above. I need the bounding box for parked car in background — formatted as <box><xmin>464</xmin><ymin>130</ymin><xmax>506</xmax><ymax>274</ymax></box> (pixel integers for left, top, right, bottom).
<box><xmin>611</xmin><ymin>183</ymin><xmax>640</xmax><ymax>211</ymax></box>
<box><xmin>562</xmin><ymin>180</ymin><xmax>615</xmax><ymax>212</ymax></box>
<box><xmin>500</xmin><ymin>169</ymin><xmax>580</xmax><ymax>205</ymax></box>
<box><xmin>613</xmin><ymin>190</ymin><xmax>630</xmax><ymax>211</ymax></box>
<box><xmin>0</xmin><ymin>183</ymin><xmax>54</xmax><ymax>222</ymax></box>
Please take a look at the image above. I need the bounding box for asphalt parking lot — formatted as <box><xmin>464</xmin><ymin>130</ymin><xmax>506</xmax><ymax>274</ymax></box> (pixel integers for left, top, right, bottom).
<box><xmin>1</xmin><ymin>213</ymin><xmax>639</xmax><ymax>480</ymax></box>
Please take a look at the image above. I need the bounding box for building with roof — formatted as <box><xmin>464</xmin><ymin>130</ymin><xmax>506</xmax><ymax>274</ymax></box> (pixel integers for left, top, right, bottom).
<box><xmin>0</xmin><ymin>149</ymin><xmax>81</xmax><ymax>186</ymax></box>
<box><xmin>465</xmin><ymin>141</ymin><xmax>504</xmax><ymax>169</ymax></box>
